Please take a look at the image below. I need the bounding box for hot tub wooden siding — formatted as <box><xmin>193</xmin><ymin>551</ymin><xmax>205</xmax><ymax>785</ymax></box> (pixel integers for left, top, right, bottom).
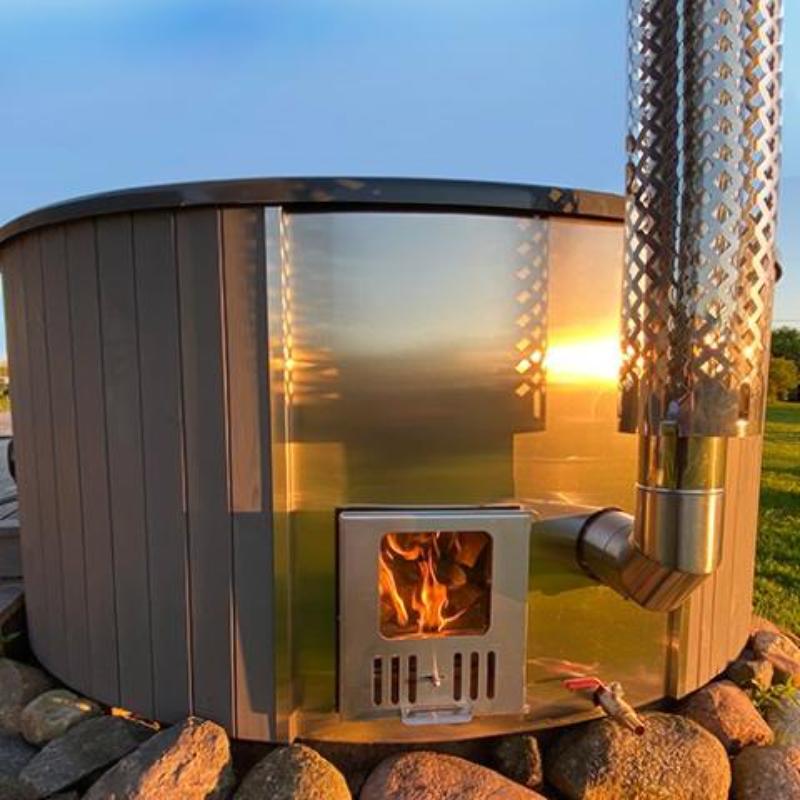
<box><xmin>1</xmin><ymin>207</ymin><xmax>276</xmax><ymax>739</ymax></box>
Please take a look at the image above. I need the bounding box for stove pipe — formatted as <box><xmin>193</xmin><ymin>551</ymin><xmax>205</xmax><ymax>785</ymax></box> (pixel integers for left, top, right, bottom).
<box><xmin>579</xmin><ymin>0</ymin><xmax>783</xmax><ymax>610</ymax></box>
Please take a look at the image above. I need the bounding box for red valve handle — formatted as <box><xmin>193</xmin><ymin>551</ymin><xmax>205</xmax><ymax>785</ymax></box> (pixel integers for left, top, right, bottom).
<box><xmin>563</xmin><ymin>676</ymin><xmax>605</xmax><ymax>692</ymax></box>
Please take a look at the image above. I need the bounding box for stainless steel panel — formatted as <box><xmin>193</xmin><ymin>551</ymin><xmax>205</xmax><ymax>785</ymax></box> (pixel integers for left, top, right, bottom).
<box><xmin>266</xmin><ymin>207</ymin><xmax>296</xmax><ymax>740</ymax></box>
<box><xmin>267</xmin><ymin>210</ymin><xmax>669</xmax><ymax>740</ymax></box>
<box><xmin>519</xmin><ymin>218</ymin><xmax>669</xmax><ymax>723</ymax></box>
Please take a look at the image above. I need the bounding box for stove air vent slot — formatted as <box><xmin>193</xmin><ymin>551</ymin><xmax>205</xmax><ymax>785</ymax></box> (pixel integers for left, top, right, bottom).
<box><xmin>371</xmin><ymin>650</ymin><xmax>497</xmax><ymax>707</ymax></box>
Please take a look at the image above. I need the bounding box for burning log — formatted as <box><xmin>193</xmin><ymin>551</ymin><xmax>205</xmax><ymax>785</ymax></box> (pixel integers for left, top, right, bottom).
<box><xmin>452</xmin><ymin>534</ymin><xmax>487</xmax><ymax>568</ymax></box>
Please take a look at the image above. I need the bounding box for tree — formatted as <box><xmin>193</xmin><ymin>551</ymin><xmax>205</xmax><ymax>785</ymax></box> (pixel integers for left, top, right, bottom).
<box><xmin>768</xmin><ymin>356</ymin><xmax>799</xmax><ymax>401</ymax></box>
<box><xmin>772</xmin><ymin>327</ymin><xmax>800</xmax><ymax>370</ymax></box>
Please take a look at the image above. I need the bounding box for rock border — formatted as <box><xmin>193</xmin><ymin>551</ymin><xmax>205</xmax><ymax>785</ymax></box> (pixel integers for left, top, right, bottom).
<box><xmin>0</xmin><ymin>618</ymin><xmax>797</xmax><ymax>797</ymax></box>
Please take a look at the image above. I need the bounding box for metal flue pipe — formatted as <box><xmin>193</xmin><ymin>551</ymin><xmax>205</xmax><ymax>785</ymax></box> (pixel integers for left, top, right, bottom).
<box><xmin>579</xmin><ymin>0</ymin><xmax>783</xmax><ymax>611</ymax></box>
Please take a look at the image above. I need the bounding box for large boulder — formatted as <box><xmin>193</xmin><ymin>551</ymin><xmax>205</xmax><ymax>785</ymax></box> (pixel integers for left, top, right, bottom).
<box><xmin>492</xmin><ymin>734</ymin><xmax>543</xmax><ymax>790</ymax></box>
<box><xmin>84</xmin><ymin>717</ymin><xmax>233</xmax><ymax>800</ymax></box>
<box><xmin>20</xmin><ymin>689</ymin><xmax>101</xmax><ymax>746</ymax></box>
<box><xmin>545</xmin><ymin>711</ymin><xmax>730</xmax><ymax>800</ymax></box>
<box><xmin>360</xmin><ymin>751</ymin><xmax>546</xmax><ymax>799</ymax></box>
<box><xmin>733</xmin><ymin>745</ymin><xmax>800</xmax><ymax>799</ymax></box>
<box><xmin>234</xmin><ymin>744</ymin><xmax>350</xmax><ymax>800</ymax></box>
<box><xmin>306</xmin><ymin>739</ymin><xmax>492</xmax><ymax>795</ymax></box>
<box><xmin>0</xmin><ymin>731</ymin><xmax>36</xmax><ymax>777</ymax></box>
<box><xmin>726</xmin><ymin>658</ymin><xmax>774</xmax><ymax>691</ymax></box>
<box><xmin>0</xmin><ymin>659</ymin><xmax>54</xmax><ymax>733</ymax></box>
<box><xmin>752</xmin><ymin>630</ymin><xmax>800</xmax><ymax>685</ymax></box>
<box><xmin>680</xmin><ymin>680</ymin><xmax>773</xmax><ymax>752</ymax></box>
<box><xmin>0</xmin><ymin>776</ymin><xmax>36</xmax><ymax>800</ymax></box>
<box><xmin>763</xmin><ymin>696</ymin><xmax>800</xmax><ymax>747</ymax></box>
<box><xmin>302</xmin><ymin>742</ymin><xmax>406</xmax><ymax>796</ymax></box>
<box><xmin>19</xmin><ymin>715</ymin><xmax>153</xmax><ymax>798</ymax></box>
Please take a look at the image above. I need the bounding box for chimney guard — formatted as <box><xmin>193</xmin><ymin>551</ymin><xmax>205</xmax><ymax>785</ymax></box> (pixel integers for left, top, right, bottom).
<box><xmin>620</xmin><ymin>0</ymin><xmax>781</xmax><ymax>439</ymax></box>
<box><xmin>578</xmin><ymin>0</ymin><xmax>782</xmax><ymax>611</ymax></box>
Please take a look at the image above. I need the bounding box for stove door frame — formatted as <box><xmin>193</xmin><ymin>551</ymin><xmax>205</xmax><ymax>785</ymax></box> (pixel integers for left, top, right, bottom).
<box><xmin>338</xmin><ymin>508</ymin><xmax>531</xmax><ymax>726</ymax></box>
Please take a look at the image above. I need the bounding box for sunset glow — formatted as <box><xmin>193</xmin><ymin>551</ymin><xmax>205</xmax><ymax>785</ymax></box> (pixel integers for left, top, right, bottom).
<box><xmin>544</xmin><ymin>334</ymin><xmax>622</xmax><ymax>385</ymax></box>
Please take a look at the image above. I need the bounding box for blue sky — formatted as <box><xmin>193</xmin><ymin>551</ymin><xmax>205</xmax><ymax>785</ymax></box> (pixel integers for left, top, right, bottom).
<box><xmin>1</xmin><ymin>0</ymin><xmax>798</xmax><ymax>357</ymax></box>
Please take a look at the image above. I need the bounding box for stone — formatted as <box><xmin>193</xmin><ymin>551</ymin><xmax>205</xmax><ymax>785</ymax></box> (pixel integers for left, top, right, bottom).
<box><xmin>301</xmin><ymin>742</ymin><xmax>400</xmax><ymax>795</ymax></box>
<box><xmin>0</xmin><ymin>658</ymin><xmax>54</xmax><ymax>733</ymax></box>
<box><xmin>0</xmin><ymin>730</ymin><xmax>36</xmax><ymax>777</ymax></box>
<box><xmin>0</xmin><ymin>776</ymin><xmax>36</xmax><ymax>800</ymax></box>
<box><xmin>545</xmin><ymin>711</ymin><xmax>730</xmax><ymax>800</ymax></box>
<box><xmin>733</xmin><ymin>745</ymin><xmax>800</xmax><ymax>799</ymax></box>
<box><xmin>84</xmin><ymin>717</ymin><xmax>234</xmax><ymax>800</ymax></box>
<box><xmin>726</xmin><ymin>657</ymin><xmax>774</xmax><ymax>691</ymax></box>
<box><xmin>21</xmin><ymin>688</ymin><xmax>101</xmax><ymax>746</ymax></box>
<box><xmin>360</xmin><ymin>751</ymin><xmax>546</xmax><ymax>799</ymax></box>
<box><xmin>19</xmin><ymin>715</ymin><xmax>153</xmax><ymax>798</ymax></box>
<box><xmin>234</xmin><ymin>744</ymin><xmax>350</xmax><ymax>800</ymax></box>
<box><xmin>306</xmin><ymin>739</ymin><xmax>492</xmax><ymax>796</ymax></box>
<box><xmin>680</xmin><ymin>680</ymin><xmax>773</xmax><ymax>752</ymax></box>
<box><xmin>492</xmin><ymin>734</ymin><xmax>543</xmax><ymax>790</ymax></box>
<box><xmin>751</xmin><ymin>615</ymin><xmax>784</xmax><ymax>637</ymax></box>
<box><xmin>752</xmin><ymin>630</ymin><xmax>800</xmax><ymax>685</ymax></box>
<box><xmin>764</xmin><ymin>696</ymin><xmax>800</xmax><ymax>747</ymax></box>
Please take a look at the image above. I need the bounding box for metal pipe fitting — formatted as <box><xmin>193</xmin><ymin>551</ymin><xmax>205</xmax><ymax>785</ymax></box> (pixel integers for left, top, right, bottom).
<box><xmin>564</xmin><ymin>677</ymin><xmax>646</xmax><ymax>735</ymax></box>
<box><xmin>579</xmin><ymin>509</ymin><xmax>707</xmax><ymax>612</ymax></box>
<box><xmin>635</xmin><ymin>429</ymin><xmax>727</xmax><ymax>576</ymax></box>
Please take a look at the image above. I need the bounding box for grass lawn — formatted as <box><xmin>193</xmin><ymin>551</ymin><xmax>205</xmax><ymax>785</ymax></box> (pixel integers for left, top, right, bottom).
<box><xmin>754</xmin><ymin>401</ymin><xmax>800</xmax><ymax>633</ymax></box>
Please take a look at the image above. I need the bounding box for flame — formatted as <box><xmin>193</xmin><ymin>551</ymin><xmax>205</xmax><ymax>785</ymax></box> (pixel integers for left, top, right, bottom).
<box><xmin>379</xmin><ymin>548</ymin><xmax>410</xmax><ymax>627</ymax></box>
<box><xmin>410</xmin><ymin>548</ymin><xmax>454</xmax><ymax>634</ymax></box>
<box><xmin>379</xmin><ymin>531</ymin><xmax>490</xmax><ymax>639</ymax></box>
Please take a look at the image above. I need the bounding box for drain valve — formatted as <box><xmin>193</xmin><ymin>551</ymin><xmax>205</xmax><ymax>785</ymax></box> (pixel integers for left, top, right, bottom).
<box><xmin>564</xmin><ymin>677</ymin><xmax>645</xmax><ymax>736</ymax></box>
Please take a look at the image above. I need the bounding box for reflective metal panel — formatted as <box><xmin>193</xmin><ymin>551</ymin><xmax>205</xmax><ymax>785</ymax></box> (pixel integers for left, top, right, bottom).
<box><xmin>518</xmin><ymin>219</ymin><xmax>669</xmax><ymax>722</ymax></box>
<box><xmin>268</xmin><ymin>211</ymin><xmax>668</xmax><ymax>740</ymax></box>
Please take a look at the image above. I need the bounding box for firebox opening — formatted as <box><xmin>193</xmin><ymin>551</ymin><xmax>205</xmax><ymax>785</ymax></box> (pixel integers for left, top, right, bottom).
<box><xmin>378</xmin><ymin>531</ymin><xmax>492</xmax><ymax>640</ymax></box>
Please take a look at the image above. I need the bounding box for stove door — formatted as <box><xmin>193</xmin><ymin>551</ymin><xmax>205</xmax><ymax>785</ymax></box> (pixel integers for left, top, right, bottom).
<box><xmin>338</xmin><ymin>508</ymin><xmax>531</xmax><ymax>725</ymax></box>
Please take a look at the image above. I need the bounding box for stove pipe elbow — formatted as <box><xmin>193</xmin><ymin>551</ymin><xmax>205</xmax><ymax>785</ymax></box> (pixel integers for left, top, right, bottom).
<box><xmin>579</xmin><ymin>0</ymin><xmax>783</xmax><ymax>611</ymax></box>
<box><xmin>579</xmin><ymin>433</ymin><xmax>727</xmax><ymax>612</ymax></box>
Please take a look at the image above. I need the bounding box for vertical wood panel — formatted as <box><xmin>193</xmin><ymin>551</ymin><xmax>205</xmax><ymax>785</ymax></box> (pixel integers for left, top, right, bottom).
<box><xmin>41</xmin><ymin>227</ymin><xmax>91</xmax><ymax>689</ymax></box>
<box><xmin>21</xmin><ymin>233</ymin><xmax>68</xmax><ymax>674</ymax></box>
<box><xmin>669</xmin><ymin>597</ymin><xmax>697</xmax><ymax>695</ymax></box>
<box><xmin>1</xmin><ymin>241</ymin><xmax>49</xmax><ymax>660</ymax></box>
<box><xmin>96</xmin><ymin>215</ymin><xmax>154</xmax><ymax>715</ymax></box>
<box><xmin>133</xmin><ymin>211</ymin><xmax>191</xmax><ymax>722</ymax></box>
<box><xmin>670</xmin><ymin>436</ymin><xmax>763</xmax><ymax>696</ymax></box>
<box><xmin>731</xmin><ymin>439</ymin><xmax>762</xmax><ymax>647</ymax></box>
<box><xmin>66</xmin><ymin>221</ymin><xmax>120</xmax><ymax>703</ymax></box>
<box><xmin>223</xmin><ymin>208</ymin><xmax>273</xmax><ymax>739</ymax></box>
<box><xmin>713</xmin><ymin>438</ymin><xmax>743</xmax><ymax>670</ymax></box>
<box><xmin>177</xmin><ymin>208</ymin><xmax>233</xmax><ymax>728</ymax></box>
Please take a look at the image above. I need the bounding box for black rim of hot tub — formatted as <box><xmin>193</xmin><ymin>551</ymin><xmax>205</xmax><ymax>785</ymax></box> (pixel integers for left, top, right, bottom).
<box><xmin>0</xmin><ymin>177</ymin><xmax>625</xmax><ymax>246</ymax></box>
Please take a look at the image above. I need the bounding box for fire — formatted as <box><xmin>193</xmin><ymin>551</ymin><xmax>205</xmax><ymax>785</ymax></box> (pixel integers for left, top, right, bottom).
<box><xmin>379</xmin><ymin>531</ymin><xmax>491</xmax><ymax>639</ymax></box>
<box><xmin>410</xmin><ymin>548</ymin><xmax>456</xmax><ymax>633</ymax></box>
<box><xmin>379</xmin><ymin>548</ymin><xmax>410</xmax><ymax>627</ymax></box>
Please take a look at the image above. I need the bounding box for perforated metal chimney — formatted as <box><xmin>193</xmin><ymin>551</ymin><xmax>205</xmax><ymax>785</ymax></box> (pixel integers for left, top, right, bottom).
<box><xmin>578</xmin><ymin>0</ymin><xmax>783</xmax><ymax>610</ymax></box>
